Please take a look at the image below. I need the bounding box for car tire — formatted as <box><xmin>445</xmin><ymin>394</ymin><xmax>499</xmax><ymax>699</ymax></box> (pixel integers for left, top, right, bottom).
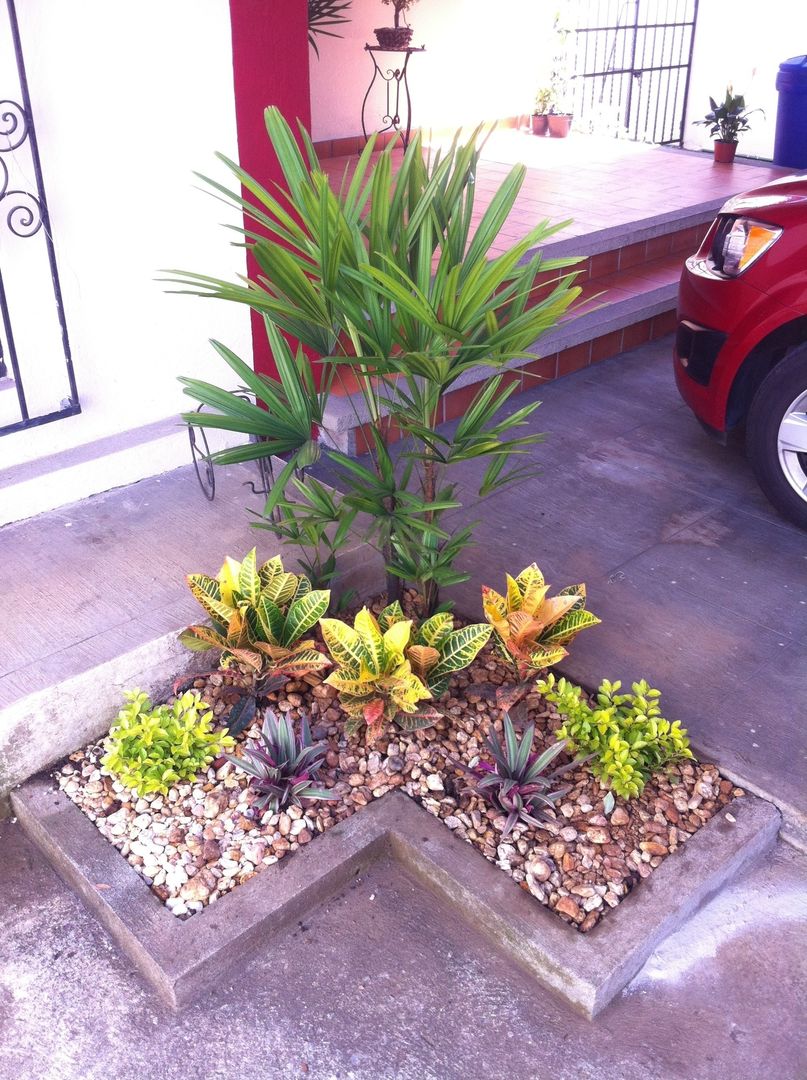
<box><xmin>746</xmin><ymin>345</ymin><xmax>807</xmax><ymax>530</ymax></box>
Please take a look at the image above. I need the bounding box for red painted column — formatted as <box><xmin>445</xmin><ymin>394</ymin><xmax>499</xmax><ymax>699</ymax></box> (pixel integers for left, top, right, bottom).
<box><xmin>228</xmin><ymin>0</ymin><xmax>311</xmax><ymax>377</ymax></box>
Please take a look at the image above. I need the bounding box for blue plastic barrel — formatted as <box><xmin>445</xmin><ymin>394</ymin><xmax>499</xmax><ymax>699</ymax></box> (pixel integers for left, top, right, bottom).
<box><xmin>774</xmin><ymin>55</ymin><xmax>807</xmax><ymax>168</ymax></box>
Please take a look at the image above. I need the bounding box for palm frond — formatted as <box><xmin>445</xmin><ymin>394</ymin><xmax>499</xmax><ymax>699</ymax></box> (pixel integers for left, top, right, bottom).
<box><xmin>308</xmin><ymin>0</ymin><xmax>352</xmax><ymax>57</ymax></box>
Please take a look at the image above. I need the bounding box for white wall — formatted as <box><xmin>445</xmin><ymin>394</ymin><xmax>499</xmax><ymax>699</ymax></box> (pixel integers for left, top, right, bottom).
<box><xmin>310</xmin><ymin>0</ymin><xmax>554</xmax><ymax>141</ymax></box>
<box><xmin>684</xmin><ymin>0</ymin><xmax>807</xmax><ymax>159</ymax></box>
<box><xmin>0</xmin><ymin>2</ymin><xmax>250</xmax><ymax>479</ymax></box>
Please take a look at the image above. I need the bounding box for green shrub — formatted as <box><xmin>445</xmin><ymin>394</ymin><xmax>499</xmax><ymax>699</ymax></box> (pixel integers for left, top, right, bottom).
<box><xmin>101</xmin><ymin>690</ymin><xmax>234</xmax><ymax>796</ymax></box>
<box><xmin>172</xmin><ymin>109</ymin><xmax>581</xmax><ymax>613</ymax></box>
<box><xmin>536</xmin><ymin>675</ymin><xmax>693</xmax><ymax>799</ymax></box>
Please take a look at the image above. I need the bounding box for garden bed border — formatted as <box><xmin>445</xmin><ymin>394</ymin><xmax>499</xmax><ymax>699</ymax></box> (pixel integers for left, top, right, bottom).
<box><xmin>13</xmin><ymin>776</ymin><xmax>779</xmax><ymax>1018</ymax></box>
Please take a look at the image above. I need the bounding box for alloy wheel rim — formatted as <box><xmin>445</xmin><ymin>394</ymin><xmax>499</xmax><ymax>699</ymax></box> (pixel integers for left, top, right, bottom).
<box><xmin>776</xmin><ymin>388</ymin><xmax>807</xmax><ymax>503</ymax></box>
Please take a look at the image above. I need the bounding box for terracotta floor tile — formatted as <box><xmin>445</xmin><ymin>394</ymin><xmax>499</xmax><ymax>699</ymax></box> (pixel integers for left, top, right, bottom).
<box><xmin>319</xmin><ymin>133</ymin><xmax>786</xmax><ymax>267</ymax></box>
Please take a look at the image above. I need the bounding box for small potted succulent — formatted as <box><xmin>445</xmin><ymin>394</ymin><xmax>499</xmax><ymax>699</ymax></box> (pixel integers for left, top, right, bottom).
<box><xmin>694</xmin><ymin>87</ymin><xmax>761</xmax><ymax>164</ymax></box>
<box><xmin>376</xmin><ymin>0</ymin><xmax>419</xmax><ymax>50</ymax></box>
<box><xmin>531</xmin><ymin>88</ymin><xmax>553</xmax><ymax>136</ymax></box>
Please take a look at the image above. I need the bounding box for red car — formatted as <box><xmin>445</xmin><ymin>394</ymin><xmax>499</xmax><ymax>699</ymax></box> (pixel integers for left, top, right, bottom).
<box><xmin>674</xmin><ymin>173</ymin><xmax>807</xmax><ymax>528</ymax></box>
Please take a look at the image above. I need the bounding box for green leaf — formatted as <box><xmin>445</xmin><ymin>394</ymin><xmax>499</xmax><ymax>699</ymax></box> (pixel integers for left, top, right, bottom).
<box><xmin>237</xmin><ymin>548</ymin><xmax>260</xmax><ymax>607</ymax></box>
<box><xmin>179</xmin><ymin>625</ymin><xmax>227</xmax><ymax>652</ymax></box>
<box><xmin>319</xmin><ymin>617</ymin><xmax>366</xmax><ymax>673</ymax></box>
<box><xmin>396</xmin><ymin>707</ymin><xmax>442</xmax><ymax>731</ymax></box>
<box><xmin>227</xmin><ymin>694</ymin><xmax>257</xmax><ymax>736</ymax></box>
<box><xmin>282</xmin><ymin>589</ymin><xmax>330</xmax><ymax>647</ymax></box>
<box><xmin>255</xmin><ymin>596</ymin><xmax>285</xmax><ymax>645</ymax></box>
<box><xmin>428</xmin><ymin>624</ymin><xmax>492</xmax><ymax>684</ymax></box>
<box><xmin>417</xmin><ymin>612</ymin><xmax>454</xmax><ymax>649</ymax></box>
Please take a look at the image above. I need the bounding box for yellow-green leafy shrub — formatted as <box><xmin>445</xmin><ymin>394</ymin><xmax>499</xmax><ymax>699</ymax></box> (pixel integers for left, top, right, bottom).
<box><xmin>101</xmin><ymin>690</ymin><xmax>234</xmax><ymax>796</ymax></box>
<box><xmin>536</xmin><ymin>674</ymin><xmax>694</xmax><ymax>799</ymax></box>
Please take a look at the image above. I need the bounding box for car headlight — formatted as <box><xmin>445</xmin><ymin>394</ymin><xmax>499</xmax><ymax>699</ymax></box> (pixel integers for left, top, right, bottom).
<box><xmin>710</xmin><ymin>216</ymin><xmax>782</xmax><ymax>277</ymax></box>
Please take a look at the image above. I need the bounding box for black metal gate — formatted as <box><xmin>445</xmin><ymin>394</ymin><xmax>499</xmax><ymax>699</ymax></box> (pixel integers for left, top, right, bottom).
<box><xmin>0</xmin><ymin>0</ymin><xmax>79</xmax><ymax>436</ymax></box>
<box><xmin>567</xmin><ymin>0</ymin><xmax>699</xmax><ymax>146</ymax></box>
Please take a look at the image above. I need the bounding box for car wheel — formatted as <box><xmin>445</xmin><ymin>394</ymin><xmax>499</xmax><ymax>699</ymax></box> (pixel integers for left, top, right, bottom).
<box><xmin>746</xmin><ymin>345</ymin><xmax>807</xmax><ymax>530</ymax></box>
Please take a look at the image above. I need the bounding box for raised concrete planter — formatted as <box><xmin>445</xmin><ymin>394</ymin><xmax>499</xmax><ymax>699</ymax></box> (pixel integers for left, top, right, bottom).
<box><xmin>0</xmin><ymin>630</ymin><xmax>208</xmax><ymax>813</ymax></box>
<box><xmin>12</xmin><ymin>777</ymin><xmax>780</xmax><ymax>1018</ymax></box>
<box><xmin>0</xmin><ymin>529</ymin><xmax>383</xmax><ymax>813</ymax></box>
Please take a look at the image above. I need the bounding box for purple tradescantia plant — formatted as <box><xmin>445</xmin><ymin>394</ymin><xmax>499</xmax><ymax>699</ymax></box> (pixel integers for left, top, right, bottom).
<box><xmin>453</xmin><ymin>713</ymin><xmax>586</xmax><ymax>837</ymax></box>
<box><xmin>226</xmin><ymin>710</ymin><xmax>337</xmax><ymax>813</ymax></box>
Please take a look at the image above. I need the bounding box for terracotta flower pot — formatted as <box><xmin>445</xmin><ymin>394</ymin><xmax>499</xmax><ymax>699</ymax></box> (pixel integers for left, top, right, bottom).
<box><xmin>531</xmin><ymin>114</ymin><xmax>549</xmax><ymax>136</ymax></box>
<box><xmin>374</xmin><ymin>26</ymin><xmax>413</xmax><ymax>49</ymax></box>
<box><xmin>713</xmin><ymin>139</ymin><xmax>737</xmax><ymax>164</ymax></box>
<box><xmin>548</xmin><ymin>114</ymin><xmax>573</xmax><ymax>138</ymax></box>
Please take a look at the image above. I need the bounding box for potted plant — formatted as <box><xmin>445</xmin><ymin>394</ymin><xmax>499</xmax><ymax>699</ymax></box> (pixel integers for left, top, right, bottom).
<box><xmin>694</xmin><ymin>87</ymin><xmax>761</xmax><ymax>164</ymax></box>
<box><xmin>548</xmin><ymin>107</ymin><xmax>573</xmax><ymax>138</ymax></box>
<box><xmin>546</xmin><ymin>14</ymin><xmax>573</xmax><ymax>137</ymax></box>
<box><xmin>532</xmin><ymin>88</ymin><xmax>553</xmax><ymax>136</ymax></box>
<box><xmin>375</xmin><ymin>0</ymin><xmax>418</xmax><ymax>50</ymax></box>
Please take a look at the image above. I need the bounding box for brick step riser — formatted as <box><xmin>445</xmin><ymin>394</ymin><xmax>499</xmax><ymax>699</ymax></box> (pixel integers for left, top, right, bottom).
<box><xmin>537</xmin><ymin>221</ymin><xmax>709</xmax><ymax>289</ymax></box>
<box><xmin>328</xmin><ymin>218</ymin><xmax>714</xmax><ymax>454</ymax></box>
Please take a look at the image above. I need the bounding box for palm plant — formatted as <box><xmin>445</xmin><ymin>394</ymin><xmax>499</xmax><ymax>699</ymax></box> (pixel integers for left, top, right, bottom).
<box><xmin>168</xmin><ymin>109</ymin><xmax>581</xmax><ymax>612</ymax></box>
<box><xmin>308</xmin><ymin>0</ymin><xmax>352</xmax><ymax>57</ymax></box>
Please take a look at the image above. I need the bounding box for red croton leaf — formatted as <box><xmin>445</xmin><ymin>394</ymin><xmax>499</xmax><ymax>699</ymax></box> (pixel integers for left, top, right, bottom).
<box><xmin>363</xmin><ymin>698</ymin><xmax>386</xmax><ymax>745</ymax></box>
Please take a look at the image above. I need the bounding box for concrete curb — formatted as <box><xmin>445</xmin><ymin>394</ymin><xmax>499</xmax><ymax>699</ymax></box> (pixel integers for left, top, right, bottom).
<box><xmin>12</xmin><ymin>779</ymin><xmax>780</xmax><ymax>1018</ymax></box>
<box><xmin>0</xmin><ymin>531</ymin><xmax>382</xmax><ymax>814</ymax></box>
<box><xmin>0</xmin><ymin>631</ymin><xmax>208</xmax><ymax>811</ymax></box>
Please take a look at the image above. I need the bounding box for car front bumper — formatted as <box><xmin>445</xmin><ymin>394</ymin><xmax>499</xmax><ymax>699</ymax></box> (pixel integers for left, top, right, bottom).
<box><xmin>674</xmin><ymin>257</ymin><xmax>776</xmax><ymax>432</ymax></box>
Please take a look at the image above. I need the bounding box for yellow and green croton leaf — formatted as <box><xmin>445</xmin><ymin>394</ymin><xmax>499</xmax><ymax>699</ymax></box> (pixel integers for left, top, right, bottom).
<box><xmin>482</xmin><ymin>563</ymin><xmax>600</xmax><ymax>678</ymax></box>
<box><xmin>376</xmin><ymin>602</ymin><xmax>492</xmax><ymax>698</ymax></box>
<box><xmin>319</xmin><ymin>607</ymin><xmax>434</xmax><ymax>744</ymax></box>
<box><xmin>180</xmin><ymin>548</ymin><xmax>330</xmax><ymax>678</ymax></box>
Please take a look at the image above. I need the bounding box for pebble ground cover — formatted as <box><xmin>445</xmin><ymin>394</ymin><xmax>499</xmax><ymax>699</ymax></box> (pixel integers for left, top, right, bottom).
<box><xmin>57</xmin><ymin>606</ymin><xmax>742</xmax><ymax>933</ymax></box>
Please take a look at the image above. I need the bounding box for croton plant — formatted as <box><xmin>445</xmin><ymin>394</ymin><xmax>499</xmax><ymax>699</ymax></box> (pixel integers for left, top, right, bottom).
<box><xmin>319</xmin><ymin>607</ymin><xmax>436</xmax><ymax>743</ymax></box>
<box><xmin>180</xmin><ymin>549</ymin><xmax>331</xmax><ymax>678</ymax></box>
<box><xmin>483</xmin><ymin>562</ymin><xmax>600</xmax><ymax>679</ymax></box>
<box><xmin>376</xmin><ymin>601</ymin><xmax>492</xmax><ymax>697</ymax></box>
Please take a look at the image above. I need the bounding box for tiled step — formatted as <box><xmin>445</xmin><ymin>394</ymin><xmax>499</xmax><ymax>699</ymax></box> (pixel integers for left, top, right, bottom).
<box><xmin>316</xmin><ymin>138</ymin><xmax>787</xmax><ymax>454</ymax></box>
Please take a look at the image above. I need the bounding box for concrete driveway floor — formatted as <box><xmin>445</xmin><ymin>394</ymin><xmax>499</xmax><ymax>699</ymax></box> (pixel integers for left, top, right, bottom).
<box><xmin>1</xmin><ymin>817</ymin><xmax>806</xmax><ymax>1080</ymax></box>
<box><xmin>1</xmin><ymin>336</ymin><xmax>806</xmax><ymax>1077</ymax></box>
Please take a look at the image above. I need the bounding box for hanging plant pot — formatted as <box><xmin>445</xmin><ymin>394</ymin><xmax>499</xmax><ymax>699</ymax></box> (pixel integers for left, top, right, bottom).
<box><xmin>713</xmin><ymin>139</ymin><xmax>737</xmax><ymax>164</ymax></box>
<box><xmin>374</xmin><ymin>26</ymin><xmax>413</xmax><ymax>49</ymax></box>
<box><xmin>548</xmin><ymin>113</ymin><xmax>573</xmax><ymax>138</ymax></box>
<box><xmin>531</xmin><ymin>114</ymin><xmax>549</xmax><ymax>136</ymax></box>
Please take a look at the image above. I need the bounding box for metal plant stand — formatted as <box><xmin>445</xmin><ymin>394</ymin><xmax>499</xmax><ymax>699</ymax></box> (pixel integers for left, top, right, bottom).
<box><xmin>361</xmin><ymin>45</ymin><xmax>425</xmax><ymax>149</ymax></box>
<box><xmin>187</xmin><ymin>397</ymin><xmax>274</xmax><ymax>505</ymax></box>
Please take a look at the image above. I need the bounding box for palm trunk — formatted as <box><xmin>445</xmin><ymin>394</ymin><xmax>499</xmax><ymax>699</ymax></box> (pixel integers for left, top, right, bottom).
<box><xmin>384</xmin><ymin>541</ymin><xmax>402</xmax><ymax>603</ymax></box>
<box><xmin>421</xmin><ymin>453</ymin><xmax>439</xmax><ymax>613</ymax></box>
